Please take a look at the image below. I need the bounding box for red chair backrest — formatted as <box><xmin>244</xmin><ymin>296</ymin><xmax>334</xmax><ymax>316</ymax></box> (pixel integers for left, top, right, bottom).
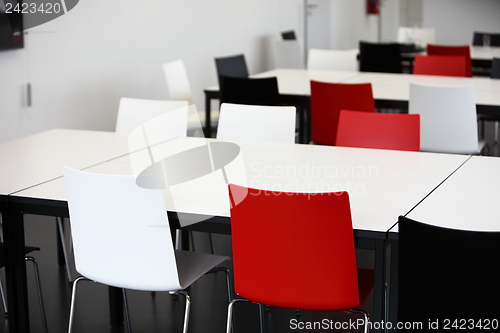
<box><xmin>310</xmin><ymin>81</ymin><xmax>375</xmax><ymax>146</ymax></box>
<box><xmin>426</xmin><ymin>44</ymin><xmax>472</xmax><ymax>77</ymax></box>
<box><xmin>336</xmin><ymin>110</ymin><xmax>420</xmax><ymax>152</ymax></box>
<box><xmin>413</xmin><ymin>54</ymin><xmax>466</xmax><ymax>77</ymax></box>
<box><xmin>228</xmin><ymin>184</ymin><xmax>360</xmax><ymax>311</ymax></box>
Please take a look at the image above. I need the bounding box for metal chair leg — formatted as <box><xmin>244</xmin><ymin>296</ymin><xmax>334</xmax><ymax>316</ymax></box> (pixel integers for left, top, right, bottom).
<box><xmin>170</xmin><ymin>290</ymin><xmax>191</xmax><ymax>333</ymax></box>
<box><xmin>206</xmin><ymin>266</ymin><xmax>232</xmax><ymax>303</ymax></box>
<box><xmin>57</xmin><ymin>217</ymin><xmax>74</xmax><ymax>283</ymax></box>
<box><xmin>68</xmin><ymin>276</ymin><xmax>90</xmax><ymax>333</ymax></box>
<box><xmin>348</xmin><ymin>308</ymin><xmax>371</xmax><ymax>333</ymax></box>
<box><xmin>226</xmin><ymin>298</ymin><xmax>252</xmax><ymax>333</ymax></box>
<box><xmin>122</xmin><ymin>289</ymin><xmax>132</xmax><ymax>333</ymax></box>
<box><xmin>25</xmin><ymin>256</ymin><xmax>48</xmax><ymax>333</ymax></box>
<box><xmin>0</xmin><ymin>276</ymin><xmax>7</xmax><ymax>314</ymax></box>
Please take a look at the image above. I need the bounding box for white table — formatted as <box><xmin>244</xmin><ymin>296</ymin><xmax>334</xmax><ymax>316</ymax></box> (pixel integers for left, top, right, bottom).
<box><xmin>8</xmin><ymin>132</ymin><xmax>471</xmax><ymax>333</ymax></box>
<box><xmin>204</xmin><ymin>68</ymin><xmax>500</xmax><ymax>142</ymax></box>
<box><xmin>471</xmin><ymin>46</ymin><xmax>500</xmax><ymax>61</ymax></box>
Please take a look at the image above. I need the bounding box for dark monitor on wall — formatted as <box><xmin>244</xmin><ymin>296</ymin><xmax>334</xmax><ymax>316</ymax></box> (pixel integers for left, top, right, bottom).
<box><xmin>0</xmin><ymin>0</ymin><xmax>24</xmax><ymax>51</ymax></box>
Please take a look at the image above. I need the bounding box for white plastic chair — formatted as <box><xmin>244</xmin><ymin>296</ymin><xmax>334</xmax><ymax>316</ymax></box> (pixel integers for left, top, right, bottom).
<box><xmin>409</xmin><ymin>82</ymin><xmax>481</xmax><ymax>154</ymax></box>
<box><xmin>116</xmin><ymin>97</ymin><xmax>189</xmax><ymax>137</ymax></box>
<box><xmin>397</xmin><ymin>27</ymin><xmax>436</xmax><ymax>48</ymax></box>
<box><xmin>63</xmin><ymin>167</ymin><xmax>229</xmax><ymax>333</ymax></box>
<box><xmin>216</xmin><ymin>103</ymin><xmax>296</xmax><ymax>144</ymax></box>
<box><xmin>163</xmin><ymin>59</ymin><xmax>217</xmax><ymax>135</ymax></box>
<box><xmin>307</xmin><ymin>48</ymin><xmax>358</xmax><ymax>71</ymax></box>
<box><xmin>272</xmin><ymin>40</ymin><xmax>304</xmax><ymax>69</ymax></box>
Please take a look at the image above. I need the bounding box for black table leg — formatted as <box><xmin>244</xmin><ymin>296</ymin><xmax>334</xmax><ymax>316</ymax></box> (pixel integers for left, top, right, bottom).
<box><xmin>3</xmin><ymin>200</ymin><xmax>31</xmax><ymax>333</ymax></box>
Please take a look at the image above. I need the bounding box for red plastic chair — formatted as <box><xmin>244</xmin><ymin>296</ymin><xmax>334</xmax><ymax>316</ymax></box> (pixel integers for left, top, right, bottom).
<box><xmin>336</xmin><ymin>110</ymin><xmax>420</xmax><ymax>152</ymax></box>
<box><xmin>426</xmin><ymin>44</ymin><xmax>472</xmax><ymax>77</ymax></box>
<box><xmin>413</xmin><ymin>54</ymin><xmax>466</xmax><ymax>77</ymax></box>
<box><xmin>227</xmin><ymin>184</ymin><xmax>373</xmax><ymax>333</ymax></box>
<box><xmin>310</xmin><ymin>81</ymin><xmax>375</xmax><ymax>146</ymax></box>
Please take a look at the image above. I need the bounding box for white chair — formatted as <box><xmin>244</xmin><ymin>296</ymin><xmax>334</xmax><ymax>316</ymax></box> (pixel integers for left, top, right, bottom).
<box><xmin>163</xmin><ymin>59</ymin><xmax>217</xmax><ymax>136</ymax></box>
<box><xmin>397</xmin><ymin>27</ymin><xmax>436</xmax><ymax>48</ymax></box>
<box><xmin>216</xmin><ymin>103</ymin><xmax>296</xmax><ymax>144</ymax></box>
<box><xmin>116</xmin><ymin>97</ymin><xmax>189</xmax><ymax>137</ymax></box>
<box><xmin>409</xmin><ymin>82</ymin><xmax>482</xmax><ymax>154</ymax></box>
<box><xmin>272</xmin><ymin>39</ymin><xmax>304</xmax><ymax>69</ymax></box>
<box><xmin>63</xmin><ymin>167</ymin><xmax>229</xmax><ymax>333</ymax></box>
<box><xmin>307</xmin><ymin>48</ymin><xmax>358</xmax><ymax>71</ymax></box>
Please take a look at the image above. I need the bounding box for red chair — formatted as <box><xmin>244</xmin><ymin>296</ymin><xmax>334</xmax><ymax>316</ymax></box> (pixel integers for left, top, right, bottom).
<box><xmin>426</xmin><ymin>44</ymin><xmax>472</xmax><ymax>77</ymax></box>
<box><xmin>413</xmin><ymin>54</ymin><xmax>466</xmax><ymax>77</ymax></box>
<box><xmin>336</xmin><ymin>110</ymin><xmax>420</xmax><ymax>152</ymax></box>
<box><xmin>310</xmin><ymin>81</ymin><xmax>375</xmax><ymax>146</ymax></box>
<box><xmin>227</xmin><ymin>184</ymin><xmax>373</xmax><ymax>333</ymax></box>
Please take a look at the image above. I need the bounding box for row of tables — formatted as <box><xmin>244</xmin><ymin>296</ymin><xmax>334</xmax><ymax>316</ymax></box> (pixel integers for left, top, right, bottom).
<box><xmin>204</xmin><ymin>68</ymin><xmax>500</xmax><ymax>142</ymax></box>
<box><xmin>2</xmin><ymin>128</ymin><xmax>500</xmax><ymax>332</ymax></box>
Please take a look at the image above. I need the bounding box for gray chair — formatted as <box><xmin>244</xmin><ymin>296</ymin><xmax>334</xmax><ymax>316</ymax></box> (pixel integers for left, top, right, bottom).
<box><xmin>214</xmin><ymin>54</ymin><xmax>249</xmax><ymax>86</ymax></box>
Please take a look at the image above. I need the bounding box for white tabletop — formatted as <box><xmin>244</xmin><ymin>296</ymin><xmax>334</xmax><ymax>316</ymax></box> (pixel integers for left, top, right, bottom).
<box><xmin>470</xmin><ymin>46</ymin><xmax>500</xmax><ymax>60</ymax></box>
<box><xmin>404</xmin><ymin>155</ymin><xmax>500</xmax><ymax>232</ymax></box>
<box><xmin>0</xmin><ymin>129</ymin><xmax>132</xmax><ymax>195</ymax></box>
<box><xmin>13</xmin><ymin>135</ymin><xmax>470</xmax><ymax>234</ymax></box>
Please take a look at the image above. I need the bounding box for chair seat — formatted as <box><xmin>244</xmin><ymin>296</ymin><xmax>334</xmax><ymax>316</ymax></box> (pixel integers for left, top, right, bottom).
<box><xmin>0</xmin><ymin>244</ymin><xmax>40</xmax><ymax>268</ymax></box>
<box><xmin>175</xmin><ymin>250</ymin><xmax>228</xmax><ymax>289</ymax></box>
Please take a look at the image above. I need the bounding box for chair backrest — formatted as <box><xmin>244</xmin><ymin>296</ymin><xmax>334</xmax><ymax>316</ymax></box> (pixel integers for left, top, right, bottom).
<box><xmin>307</xmin><ymin>48</ymin><xmax>358</xmax><ymax>71</ymax></box>
<box><xmin>115</xmin><ymin>97</ymin><xmax>188</xmax><ymax>137</ymax></box>
<box><xmin>491</xmin><ymin>58</ymin><xmax>500</xmax><ymax>79</ymax></box>
<box><xmin>228</xmin><ymin>184</ymin><xmax>360</xmax><ymax>311</ymax></box>
<box><xmin>281</xmin><ymin>30</ymin><xmax>296</xmax><ymax>40</ymax></box>
<box><xmin>427</xmin><ymin>44</ymin><xmax>472</xmax><ymax>77</ymax></box>
<box><xmin>310</xmin><ymin>80</ymin><xmax>375</xmax><ymax>146</ymax></box>
<box><xmin>409</xmin><ymin>82</ymin><xmax>478</xmax><ymax>154</ymax></box>
<box><xmin>219</xmin><ymin>76</ymin><xmax>281</xmax><ymax>106</ymax></box>
<box><xmin>397</xmin><ymin>26</ymin><xmax>436</xmax><ymax>48</ymax></box>
<box><xmin>336</xmin><ymin>110</ymin><xmax>420</xmax><ymax>151</ymax></box>
<box><xmin>63</xmin><ymin>167</ymin><xmax>181</xmax><ymax>291</ymax></box>
<box><xmin>214</xmin><ymin>54</ymin><xmax>249</xmax><ymax>85</ymax></box>
<box><xmin>216</xmin><ymin>103</ymin><xmax>296</xmax><ymax>144</ymax></box>
<box><xmin>272</xmin><ymin>40</ymin><xmax>304</xmax><ymax>69</ymax></box>
<box><xmin>398</xmin><ymin>216</ymin><xmax>500</xmax><ymax>325</ymax></box>
<box><xmin>413</xmin><ymin>54</ymin><xmax>466</xmax><ymax>77</ymax></box>
<box><xmin>162</xmin><ymin>59</ymin><xmax>194</xmax><ymax>104</ymax></box>
<box><xmin>472</xmin><ymin>31</ymin><xmax>500</xmax><ymax>47</ymax></box>
<box><xmin>359</xmin><ymin>41</ymin><xmax>403</xmax><ymax>73</ymax></box>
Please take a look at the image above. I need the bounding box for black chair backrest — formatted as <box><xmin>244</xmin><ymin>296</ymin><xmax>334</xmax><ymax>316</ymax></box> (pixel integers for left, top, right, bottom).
<box><xmin>359</xmin><ymin>41</ymin><xmax>403</xmax><ymax>74</ymax></box>
<box><xmin>215</xmin><ymin>54</ymin><xmax>249</xmax><ymax>85</ymax></box>
<box><xmin>472</xmin><ymin>31</ymin><xmax>500</xmax><ymax>47</ymax></box>
<box><xmin>219</xmin><ymin>76</ymin><xmax>281</xmax><ymax>106</ymax></box>
<box><xmin>281</xmin><ymin>30</ymin><xmax>296</xmax><ymax>40</ymax></box>
<box><xmin>398</xmin><ymin>216</ymin><xmax>500</xmax><ymax>328</ymax></box>
<box><xmin>491</xmin><ymin>58</ymin><xmax>500</xmax><ymax>79</ymax></box>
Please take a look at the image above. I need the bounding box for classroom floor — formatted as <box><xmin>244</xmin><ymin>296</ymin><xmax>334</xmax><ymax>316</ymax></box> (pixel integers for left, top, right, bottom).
<box><xmin>1</xmin><ymin>121</ymin><xmax>499</xmax><ymax>333</ymax></box>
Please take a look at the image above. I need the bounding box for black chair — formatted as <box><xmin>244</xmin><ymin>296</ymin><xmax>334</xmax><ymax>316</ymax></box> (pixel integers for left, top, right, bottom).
<box><xmin>0</xmin><ymin>243</ymin><xmax>48</xmax><ymax>333</ymax></box>
<box><xmin>214</xmin><ymin>54</ymin><xmax>249</xmax><ymax>86</ymax></box>
<box><xmin>219</xmin><ymin>76</ymin><xmax>281</xmax><ymax>106</ymax></box>
<box><xmin>478</xmin><ymin>58</ymin><xmax>500</xmax><ymax>142</ymax></box>
<box><xmin>359</xmin><ymin>41</ymin><xmax>403</xmax><ymax>73</ymax></box>
<box><xmin>472</xmin><ymin>31</ymin><xmax>500</xmax><ymax>46</ymax></box>
<box><xmin>397</xmin><ymin>216</ymin><xmax>500</xmax><ymax>332</ymax></box>
<box><xmin>281</xmin><ymin>30</ymin><xmax>296</xmax><ymax>40</ymax></box>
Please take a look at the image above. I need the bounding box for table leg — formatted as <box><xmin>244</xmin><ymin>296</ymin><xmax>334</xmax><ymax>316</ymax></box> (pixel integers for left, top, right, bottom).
<box><xmin>372</xmin><ymin>238</ymin><xmax>387</xmax><ymax>333</ymax></box>
<box><xmin>3</xmin><ymin>200</ymin><xmax>31</xmax><ymax>333</ymax></box>
<box><xmin>204</xmin><ymin>94</ymin><xmax>212</xmax><ymax>138</ymax></box>
<box><xmin>387</xmin><ymin>239</ymin><xmax>399</xmax><ymax>333</ymax></box>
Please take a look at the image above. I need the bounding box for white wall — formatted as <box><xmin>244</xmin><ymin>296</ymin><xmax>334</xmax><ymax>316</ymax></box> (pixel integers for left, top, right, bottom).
<box><xmin>423</xmin><ymin>0</ymin><xmax>500</xmax><ymax>45</ymax></box>
<box><xmin>0</xmin><ymin>0</ymin><xmax>301</xmax><ymax>142</ymax></box>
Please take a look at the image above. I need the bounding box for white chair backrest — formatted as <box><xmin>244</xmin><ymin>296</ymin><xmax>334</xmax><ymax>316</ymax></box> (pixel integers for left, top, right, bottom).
<box><xmin>163</xmin><ymin>59</ymin><xmax>194</xmax><ymax>104</ymax></box>
<box><xmin>409</xmin><ymin>82</ymin><xmax>478</xmax><ymax>154</ymax></box>
<box><xmin>63</xmin><ymin>167</ymin><xmax>181</xmax><ymax>291</ymax></box>
<box><xmin>216</xmin><ymin>103</ymin><xmax>296</xmax><ymax>144</ymax></box>
<box><xmin>115</xmin><ymin>97</ymin><xmax>188</xmax><ymax>137</ymax></box>
<box><xmin>307</xmin><ymin>48</ymin><xmax>358</xmax><ymax>71</ymax></box>
<box><xmin>397</xmin><ymin>27</ymin><xmax>436</xmax><ymax>48</ymax></box>
<box><xmin>272</xmin><ymin>40</ymin><xmax>304</xmax><ymax>69</ymax></box>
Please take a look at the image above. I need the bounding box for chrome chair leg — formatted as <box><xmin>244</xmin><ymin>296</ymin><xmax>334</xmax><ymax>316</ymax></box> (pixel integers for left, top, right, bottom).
<box><xmin>0</xmin><ymin>277</ymin><xmax>7</xmax><ymax>314</ymax></box>
<box><xmin>348</xmin><ymin>308</ymin><xmax>371</xmax><ymax>333</ymax></box>
<box><xmin>25</xmin><ymin>256</ymin><xmax>48</xmax><ymax>333</ymax></box>
<box><xmin>170</xmin><ymin>290</ymin><xmax>191</xmax><ymax>333</ymax></box>
<box><xmin>226</xmin><ymin>298</ymin><xmax>251</xmax><ymax>333</ymax></box>
<box><xmin>122</xmin><ymin>289</ymin><xmax>132</xmax><ymax>333</ymax></box>
<box><xmin>68</xmin><ymin>276</ymin><xmax>90</xmax><ymax>333</ymax></box>
<box><xmin>206</xmin><ymin>266</ymin><xmax>232</xmax><ymax>302</ymax></box>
